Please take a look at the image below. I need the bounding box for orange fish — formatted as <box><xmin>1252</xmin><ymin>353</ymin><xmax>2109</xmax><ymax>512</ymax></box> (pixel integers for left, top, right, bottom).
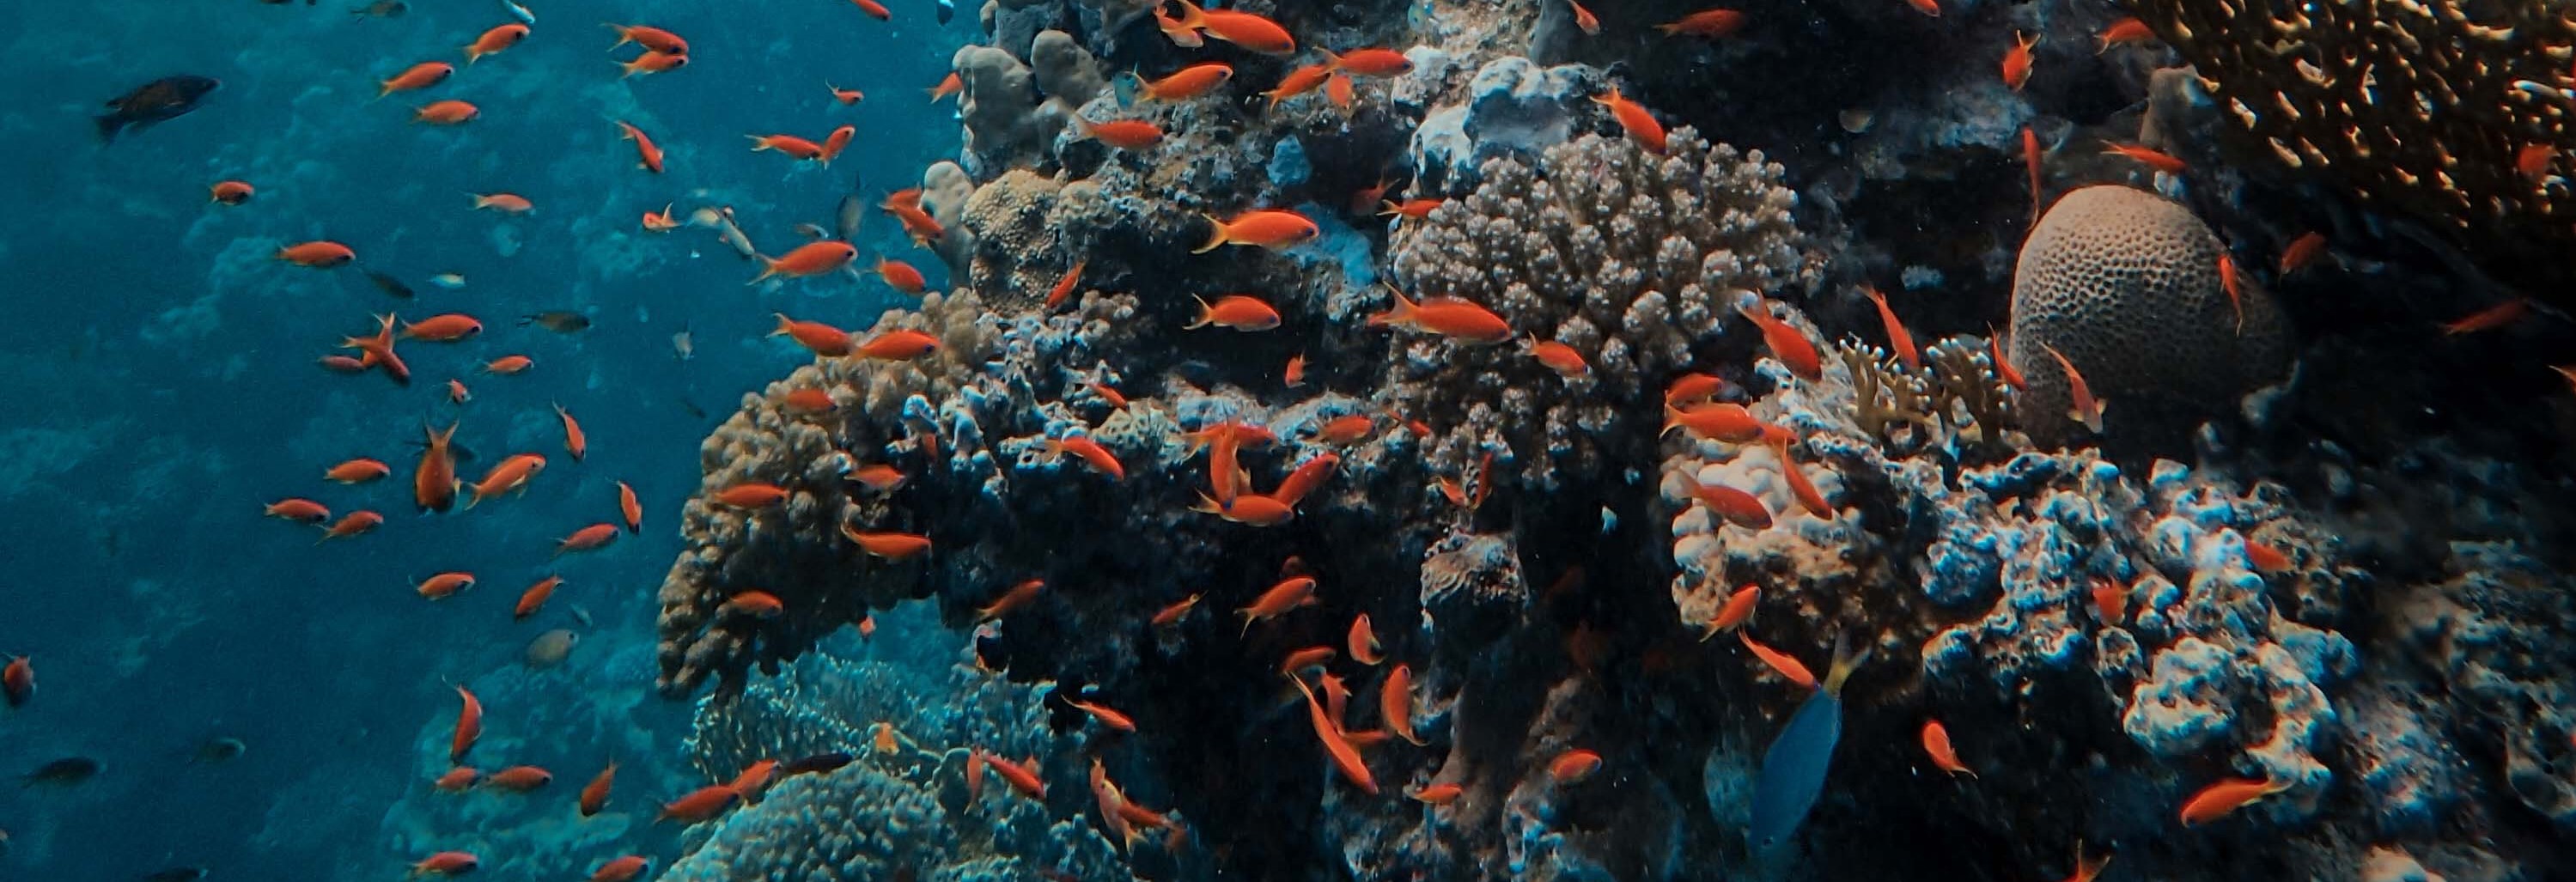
<box><xmin>1170</xmin><ymin>0</ymin><xmax>1296</xmax><ymax>54</ymax></box>
<box><xmin>319</xmin><ymin>354</ymin><xmax>368</xmax><ymax>374</ymax></box>
<box><xmin>849</xmin><ymin>0</ymin><xmax>892</xmax><ymax>20</ymax></box>
<box><xmin>412</xmin><ymin>852</ymin><xmax>479</xmax><ymax>877</ymax></box>
<box><xmin>1662</xmin><ymin>401</ymin><xmax>1764</xmax><ymax>442</ymax></box>
<box><xmin>1188</xmin><ymin>295</ymin><xmax>1282</xmax><ymax>331</ymax></box>
<box><xmin>615</xmin><ymin>120</ymin><xmax>665</xmax><ymax>173</ymax></box>
<box><xmin>2554</xmin><ymin>364</ymin><xmax>2576</xmax><ymax>395</ymax></box>
<box><xmin>2518</xmin><ymin>143</ymin><xmax>2555</xmax><ymax>183</ymax></box>
<box><xmin>713</xmin><ymin>483</ymin><xmax>790</xmax><ymax>509</ymax></box>
<box><xmin>1410</xmin><ymin>782</ymin><xmax>1465</xmax><ymax>804</ymax></box>
<box><xmin>849</xmin><ymin>464</ymin><xmax>905</xmax><ymax>493</ymax></box>
<box><xmin>401</xmin><ymin>313</ymin><xmax>483</xmax><ymax>341</ymax></box>
<box><xmin>1348</xmin><ymin>614</ymin><xmax>1384</xmax><ymax>666</ymax></box>
<box><xmin>1239</xmin><ymin>576</ymin><xmax>1320</xmax><ymax>634</ymax></box>
<box><xmin>1379</xmin><ymin>198</ymin><xmax>1443</xmax><ymax>219</ymax></box>
<box><xmin>977</xmin><ymin>579</ymin><xmax>1047</xmax><ymax>621</ymax></box>
<box><xmin>657</xmin><ymin>785</ymin><xmax>740</xmax><ymax>824</ymax></box>
<box><xmin>2056</xmin><ymin>845</ymin><xmax>2114</xmax><ymax>882</ymax></box>
<box><xmin>1067</xmin><ymin>698</ymin><xmax>1137</xmax><ymax>732</ymax></box>
<box><xmin>1860</xmin><ymin>285</ymin><xmax>1920</xmax><ymax>371</ymax></box>
<box><xmin>1700</xmin><ymin>583</ymin><xmax>1759</xmax><ymax>640</ymax></box>
<box><xmin>618</xmin><ymin>50</ymin><xmax>688</xmax><ymax>77</ymax></box>
<box><xmin>434</xmin><ymin>767</ymin><xmax>478</xmax><ymax>792</ymax></box>
<box><xmin>842</xmin><ymin>526</ymin><xmax>932</xmax><ymax>559</ymax></box>
<box><xmin>2090</xmin><ymin>576</ymin><xmax>2130</xmax><ymax>624</ymax></box>
<box><xmin>1265</xmin><ymin>63</ymin><xmax>1333</xmax><ymax>108</ymax></box>
<box><xmin>463</xmin><ymin>23</ymin><xmax>528</xmax><ymax>64</ymax></box>
<box><xmin>2178</xmin><ymin>776</ymin><xmax>2291</xmax><ymax>825</ymax></box>
<box><xmin>464</xmin><ymin>453</ymin><xmax>546</xmax><ymax>508</ymax></box>
<box><xmin>2440</xmin><ymin>298</ymin><xmax>2531</xmax><ymax>335</ymax></box>
<box><xmin>1043</xmin><ymin>435</ymin><xmax>1126</xmax><ymax>479</ymax></box>
<box><xmin>783</xmin><ymin>387</ymin><xmax>837</xmax><ymax>413</ymax></box>
<box><xmin>1195</xmin><ymin>209</ymin><xmax>1318</xmax><ymax>252</ymax></box>
<box><xmin>1739</xmin><ymin>632</ymin><xmax>1817</xmax><ymax>689</ymax></box>
<box><xmin>555</xmin><ymin>522</ymin><xmax>619</xmax><ymax>557</ymax></box>
<box><xmin>1368</xmin><ymin>286</ymin><xmax>1513</xmax><ymax>343</ymax></box>
<box><xmin>1074</xmin><ymin>116</ymin><xmax>1164</xmax><ymax>149</ymax></box>
<box><xmin>1279</xmin><ymin>452</ymin><xmax>1341</xmax><ymax>506</ymax></box>
<box><xmin>318</xmin><ymin>510</ymin><xmax>383</xmax><ymax>541</ymax></box>
<box><xmin>1045</xmin><ymin>260</ymin><xmax>1086</xmax><ymax>310</ymax></box>
<box><xmin>1087</xmin><ymin>382</ymin><xmax>1129</xmax><ymax>410</ymax></box>
<box><xmin>1769</xmin><ymin>431</ymin><xmax>1834</xmax><ymax>519</ymax></box>
<box><xmin>1151</xmin><ymin>593</ymin><xmax>1203</xmax><ymax>627</ymax></box>
<box><xmin>415</xmin><ymin>100</ymin><xmax>478</xmax><ymax>125</ymax></box>
<box><xmin>927</xmin><ymin>71</ymin><xmax>964</xmax><ymax>102</ymax></box>
<box><xmin>2103</xmin><ymin>143</ymin><xmax>2184</xmax><ymax>174</ymax></box>
<box><xmin>1737</xmin><ymin>299</ymin><xmax>1822</xmax><ymax>380</ymax></box>
<box><xmin>450</xmin><ymin>685</ymin><xmax>482</xmax><ymax>763</ymax></box>
<box><xmin>278</xmin><ymin>240</ymin><xmax>356</xmax><ymax>267</ymax></box>
<box><xmin>483</xmin><ymin>765</ymin><xmax>553</xmax><ymax>791</ymax></box>
<box><xmin>379</xmin><ymin>61</ymin><xmax>453</xmax><ymax>97</ymax></box>
<box><xmin>1592</xmin><ymin>86</ymin><xmax>1666</xmax><ymax>153</ymax></box>
<box><xmin>210</xmin><ymin>179</ymin><xmax>254</xmax><ymax>204</ymax></box>
<box><xmin>1316</xmin><ymin>414</ymin><xmax>1375</xmax><ymax>445</ymax></box>
<box><xmin>416</xmin><ymin>421</ymin><xmax>460</xmax><ymax>513</ymax></box>
<box><xmin>856</xmin><ymin>330</ymin><xmax>941</xmax><ymax>360</ymax></box>
<box><xmin>606</xmin><ymin>23</ymin><xmax>690</xmax><ymax>55</ymax></box>
<box><xmin>1920</xmin><ymin>721</ymin><xmax>1975</xmax><ymax>776</ymax></box>
<box><xmin>728</xmin><ymin>759</ymin><xmax>780</xmax><ymax>801</ymax></box>
<box><xmin>772</xmin><ymin>313</ymin><xmax>856</xmax><ymax>356</ymax></box>
<box><xmin>1988</xmin><ymin>325</ymin><xmax>2027</xmax><ymax>390</ymax></box>
<box><xmin>481</xmin><ymin>355</ymin><xmax>533</xmax><ymax>374</ymax></box>
<box><xmin>1672</xmin><ymin>471</ymin><xmax>1772</xmax><ymax>529</ymax></box>
<box><xmin>618</xmin><ymin>481</ymin><xmax>642</xmax><ymax>533</ymax></box>
<box><xmin>718</xmin><ymin>591</ymin><xmax>787</xmax><ymax>618</ymax></box>
<box><xmin>514</xmin><ymin>575</ymin><xmax>559</xmax><ymax>620</ymax></box>
<box><xmin>3</xmin><ymin>656</ymin><xmax>33</xmax><ymax>709</ymax></box>
<box><xmin>326</xmin><ymin>458</ymin><xmax>392</xmax><ymax>484</ymax></box>
<box><xmin>1142</xmin><ymin>63</ymin><xmax>1235</xmax><ymax>101</ymax></box>
<box><xmin>828</xmin><ymin>82</ymin><xmax>867</xmax><ymax>105</ymax></box>
<box><xmin>748</xmin><ymin>133</ymin><xmax>829</xmax><ymax>161</ymax></box>
<box><xmin>874</xmin><ymin>258</ymin><xmax>929</xmax><ymax>295</ymax></box>
<box><xmin>2097</xmin><ymin>17</ymin><xmax>2153</xmax><ymax>52</ymax></box>
<box><xmin>1325</xmin><ymin>47</ymin><xmax>1414</xmax><ymax>77</ymax></box>
<box><xmin>2002</xmin><ymin>32</ymin><xmax>2039</xmax><ymax>91</ymax></box>
<box><xmin>1382</xmin><ymin>662</ymin><xmax>1422</xmax><ymax>745</ymax></box>
<box><xmin>964</xmin><ymin>750</ymin><xmax>986</xmax><ymax>800</ymax></box>
<box><xmin>589</xmin><ymin>856</ymin><xmax>651</xmax><ymax>882</ymax></box>
<box><xmin>642</xmin><ymin>204</ymin><xmax>679</xmax><ymax>232</ymax></box>
<box><xmin>1663</xmin><ymin>372</ymin><xmax>1729</xmax><ymax>408</ymax></box>
<box><xmin>554</xmin><ymin>402</ymin><xmax>588</xmax><ymax>461</ymax></box>
<box><xmin>820</xmin><ymin>125</ymin><xmax>856</xmax><ymax>165</ymax></box>
<box><xmin>2244</xmin><ymin>538</ymin><xmax>2293</xmax><ymax>573</ymax></box>
<box><xmin>2278</xmin><ymin>231</ymin><xmax>2327</xmax><ymax>274</ymax></box>
<box><xmin>2037</xmin><ymin>343</ymin><xmax>2107</xmax><ymax>435</ymax></box>
<box><xmin>1280</xmin><ymin>646</ymin><xmax>1338</xmax><ymax>675</ymax></box>
<box><xmin>1192</xmin><ymin>490</ymin><xmax>1297</xmax><ymax>526</ymax></box>
<box><xmin>1905</xmin><ymin>0</ymin><xmax>1940</xmax><ymax>15</ymax></box>
<box><xmin>1291</xmin><ymin>676</ymin><xmax>1378</xmax><ymax>794</ymax></box>
<box><xmin>1526</xmin><ymin>335</ymin><xmax>1589</xmax><ymax>376</ymax></box>
<box><xmin>984</xmin><ymin>752</ymin><xmax>1047</xmax><ymax>800</ymax></box>
<box><xmin>1655</xmin><ymin>8</ymin><xmax>1745</xmax><ymax>38</ymax></box>
<box><xmin>446</xmin><ymin>378</ymin><xmax>471</xmax><ymax>404</ymax></box>
<box><xmin>1550</xmin><ymin>749</ymin><xmax>1604</xmax><ymax>782</ymax></box>
<box><xmin>2023</xmin><ymin>126</ymin><xmax>2044</xmax><ymax>223</ymax></box>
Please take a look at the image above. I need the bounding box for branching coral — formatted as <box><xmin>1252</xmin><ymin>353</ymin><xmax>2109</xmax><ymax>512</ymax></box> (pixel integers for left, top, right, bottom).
<box><xmin>2008</xmin><ymin>185</ymin><xmax>2289</xmax><ymax>445</ymax></box>
<box><xmin>1385</xmin><ymin>125</ymin><xmax>1819</xmax><ymax>488</ymax></box>
<box><xmin>2129</xmin><ymin>0</ymin><xmax>2576</xmax><ymax>304</ymax></box>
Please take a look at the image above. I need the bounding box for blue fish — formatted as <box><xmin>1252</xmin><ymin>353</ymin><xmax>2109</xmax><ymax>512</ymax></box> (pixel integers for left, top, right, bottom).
<box><xmin>1748</xmin><ymin>635</ymin><xmax>1867</xmax><ymax>852</ymax></box>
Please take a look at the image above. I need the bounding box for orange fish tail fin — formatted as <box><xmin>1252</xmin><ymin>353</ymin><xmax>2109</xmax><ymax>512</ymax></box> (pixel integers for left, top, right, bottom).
<box><xmin>749</xmin><ymin>257</ymin><xmax>782</xmax><ymax>285</ymax></box>
<box><xmin>1185</xmin><ymin>295</ymin><xmax>1216</xmax><ymax>329</ymax></box>
<box><xmin>1191</xmin><ymin>215</ymin><xmax>1230</xmax><ymax>253</ymax></box>
<box><xmin>1367</xmin><ymin>285</ymin><xmax>1417</xmax><ymax>327</ymax></box>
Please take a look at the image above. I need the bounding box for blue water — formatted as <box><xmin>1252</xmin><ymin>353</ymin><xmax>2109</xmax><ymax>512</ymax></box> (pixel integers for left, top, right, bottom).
<box><xmin>0</xmin><ymin>2</ymin><xmax>956</xmax><ymax>877</ymax></box>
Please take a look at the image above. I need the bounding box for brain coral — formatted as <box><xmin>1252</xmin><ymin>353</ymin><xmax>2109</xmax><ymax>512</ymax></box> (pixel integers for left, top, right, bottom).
<box><xmin>2007</xmin><ymin>185</ymin><xmax>2290</xmax><ymax>445</ymax></box>
<box><xmin>1385</xmin><ymin>125</ymin><xmax>1818</xmax><ymax>487</ymax></box>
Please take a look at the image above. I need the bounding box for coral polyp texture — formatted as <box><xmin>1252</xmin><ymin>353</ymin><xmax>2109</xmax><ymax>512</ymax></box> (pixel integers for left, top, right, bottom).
<box><xmin>1386</xmin><ymin>125</ymin><xmax>1818</xmax><ymax>485</ymax></box>
<box><xmin>2130</xmin><ymin>0</ymin><xmax>2576</xmax><ymax>305</ymax></box>
<box><xmin>2008</xmin><ymin>185</ymin><xmax>2288</xmax><ymax>445</ymax></box>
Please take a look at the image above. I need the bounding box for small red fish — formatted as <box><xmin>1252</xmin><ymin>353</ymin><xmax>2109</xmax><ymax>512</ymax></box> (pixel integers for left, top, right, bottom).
<box><xmin>1348</xmin><ymin>614</ymin><xmax>1384</xmax><ymax>666</ymax></box>
<box><xmin>874</xmin><ymin>257</ymin><xmax>929</xmax><ymax>295</ymax></box>
<box><xmin>1920</xmin><ymin>721</ymin><xmax>1975</xmax><ymax>776</ymax></box>
<box><xmin>618</xmin><ymin>50</ymin><xmax>688</xmax><ymax>78</ymax></box>
<box><xmin>2091</xmin><ymin>577</ymin><xmax>2128</xmax><ymax>624</ymax></box>
<box><xmin>1142</xmin><ymin>63</ymin><xmax>1235</xmax><ymax>101</ymax></box>
<box><xmin>1194</xmin><ymin>209</ymin><xmax>1318</xmax><ymax>252</ymax></box>
<box><xmin>2278</xmin><ymin>232</ymin><xmax>2327</xmax><ymax>274</ymax></box>
<box><xmin>2097</xmin><ymin>17</ymin><xmax>2153</xmax><ymax>52</ymax></box>
<box><xmin>1549</xmin><ymin>749</ymin><xmax>1604</xmax><ymax>782</ymax></box>
<box><xmin>3</xmin><ymin>656</ymin><xmax>32</xmax><ymax>709</ymax></box>
<box><xmin>1067</xmin><ymin>698</ymin><xmax>1137</xmax><ymax>732</ymax></box>
<box><xmin>1238</xmin><ymin>576</ymin><xmax>1320</xmax><ymax>634</ymax></box>
<box><xmin>2023</xmin><ymin>126</ymin><xmax>2044</xmax><ymax>224</ymax></box>
<box><xmin>379</xmin><ymin>61</ymin><xmax>453</xmax><ymax>97</ymax></box>
<box><xmin>1075</xmin><ymin>117</ymin><xmax>1164</xmax><ymax>149</ymax></box>
<box><xmin>848</xmin><ymin>0</ymin><xmax>892</xmax><ymax>20</ymax></box>
<box><xmin>2002</xmin><ymin>32</ymin><xmax>2039</xmax><ymax>91</ymax></box>
<box><xmin>1291</xmin><ymin>677</ymin><xmax>1378</xmax><ymax>794</ymax></box>
<box><xmin>1671</xmin><ymin>471</ymin><xmax>1772</xmax><ymax>530</ymax></box>
<box><xmin>555</xmin><ymin>523</ymin><xmax>619</xmax><ymax>557</ymax></box>
<box><xmin>1188</xmin><ymin>295</ymin><xmax>1282</xmax><ymax>332</ymax></box>
<box><xmin>842</xmin><ymin>526</ymin><xmax>932</xmax><ymax>559</ymax></box>
<box><xmin>606</xmin><ymin>23</ymin><xmax>690</xmax><ymax>55</ymax></box>
<box><xmin>1325</xmin><ymin>47</ymin><xmax>1413</xmax><ymax>77</ymax></box>
<box><xmin>278</xmin><ymin>240</ymin><xmax>356</xmax><ymax>268</ymax></box>
<box><xmin>578</xmin><ymin>763</ymin><xmax>618</xmax><ymax>816</ymax></box>
<box><xmin>753</xmin><ymin>240</ymin><xmax>860</xmax><ymax>283</ymax></box>
<box><xmin>1526</xmin><ymin>335</ymin><xmax>1590</xmax><ymax>376</ymax></box>
<box><xmin>1169</xmin><ymin>0</ymin><xmax>1295</xmax><ymax>54</ymax></box>
<box><xmin>1988</xmin><ymin>325</ymin><xmax>2028</xmax><ymax>391</ymax></box>
<box><xmin>615</xmin><ymin>120</ymin><xmax>665</xmax><ymax>173</ymax></box>
<box><xmin>1736</xmin><ymin>299</ymin><xmax>1822</xmax><ymax>381</ymax></box>
<box><xmin>2440</xmin><ymin>298</ymin><xmax>2531</xmax><ymax>336</ymax></box>
<box><xmin>828</xmin><ymin>82</ymin><xmax>867</xmax><ymax>105</ymax></box>
<box><xmin>849</xmin><ymin>464</ymin><xmax>906</xmax><ymax>493</ymax></box>
<box><xmin>415</xmin><ymin>572</ymin><xmax>479</xmax><ymax>601</ymax></box>
<box><xmin>449</xmin><ymin>686</ymin><xmax>482</xmax><ymax>763</ymax></box>
<box><xmin>1410</xmin><ymin>782</ymin><xmax>1465</xmax><ymax>804</ymax></box>
<box><xmin>411</xmin><ymin>851</ymin><xmax>479</xmax><ymax>877</ymax></box>
<box><xmin>1905</xmin><ymin>0</ymin><xmax>1940</xmax><ymax>16</ymax></box>
<box><xmin>415</xmin><ymin>100</ymin><xmax>479</xmax><ymax>125</ymax></box>
<box><xmin>984</xmin><ymin>752</ymin><xmax>1048</xmax><ymax>800</ymax></box>
<box><xmin>1739</xmin><ymin>632</ymin><xmax>1817</xmax><ymax>689</ymax></box>
<box><xmin>1044</xmin><ymin>435</ymin><xmax>1126</xmax><ymax>479</ymax></box>
<box><xmin>1382</xmin><ymin>662</ymin><xmax>1422</xmax><ymax>745</ymax></box>
<box><xmin>445</xmin><ymin>378</ymin><xmax>470</xmax><ymax>404</ymax></box>
<box><xmin>713</xmin><ymin>483</ymin><xmax>790</xmax><ymax>509</ymax></box>
<box><xmin>1654</xmin><ymin>8</ymin><xmax>1745</xmax><ymax>38</ymax></box>
<box><xmin>927</xmin><ymin>71</ymin><xmax>964</xmax><ymax>102</ymax></box>
<box><xmin>1699</xmin><ymin>584</ymin><xmax>1759</xmax><ymax>640</ymax></box>
<box><xmin>480</xmin><ymin>355</ymin><xmax>533</xmax><ymax>375</ymax></box>
<box><xmin>318</xmin><ymin>510</ymin><xmax>383</xmax><ymax>541</ymax></box>
<box><xmin>1265</xmin><ymin>63</ymin><xmax>1333</xmax><ymax>108</ymax></box>
<box><xmin>267</xmin><ymin>497</ymin><xmax>332</xmax><ymax>523</ymax></box>
<box><xmin>1045</xmin><ymin>260</ymin><xmax>1085</xmax><ymax>310</ymax></box>
<box><xmin>472</xmin><ymin>192</ymin><xmax>533</xmax><ymax>214</ymax></box>
<box><xmin>1369</xmin><ymin>286</ymin><xmax>1513</xmax><ymax>343</ymax></box>
<box><xmin>2103</xmin><ymin>143</ymin><xmax>2185</xmax><ymax>174</ymax></box>
<box><xmin>618</xmin><ymin>481</ymin><xmax>642</xmax><ymax>533</ymax></box>
<box><xmin>482</xmin><ymin>765</ymin><xmax>553</xmax><ymax>792</ymax></box>
<box><xmin>657</xmin><ymin>785</ymin><xmax>740</xmax><ymax>824</ymax></box>
<box><xmin>718</xmin><ymin>591</ymin><xmax>786</xmax><ymax>619</ymax></box>
<box><xmin>2518</xmin><ymin>143</ymin><xmax>2555</xmax><ymax>183</ymax></box>
<box><xmin>590</xmin><ymin>855</ymin><xmax>651</xmax><ymax>882</ymax></box>
<box><xmin>210</xmin><ymin>179</ymin><xmax>253</xmax><ymax>204</ymax></box>
<box><xmin>554</xmin><ymin>402</ymin><xmax>588</xmax><ymax>461</ymax></box>
<box><xmin>514</xmin><ymin>575</ymin><xmax>560</xmax><ymax>619</ymax></box>
<box><xmin>856</xmin><ymin>330</ymin><xmax>941</xmax><ymax>361</ymax></box>
<box><xmin>1858</xmin><ymin>285</ymin><xmax>1918</xmax><ymax>371</ymax></box>
<box><xmin>1592</xmin><ymin>86</ymin><xmax>1666</xmax><ymax>154</ymax></box>
<box><xmin>2038</xmin><ymin>343</ymin><xmax>2107</xmax><ymax>435</ymax></box>
<box><xmin>463</xmin><ymin>23</ymin><xmax>528</xmax><ymax>64</ymax></box>
<box><xmin>434</xmin><ymin>766</ymin><xmax>478</xmax><ymax>792</ymax></box>
<box><xmin>2179</xmin><ymin>776</ymin><xmax>2290</xmax><ymax>825</ymax></box>
<box><xmin>772</xmin><ymin>314</ymin><xmax>856</xmax><ymax>357</ymax></box>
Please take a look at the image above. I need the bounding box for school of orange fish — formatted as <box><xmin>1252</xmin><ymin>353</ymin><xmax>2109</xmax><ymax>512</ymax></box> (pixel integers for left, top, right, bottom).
<box><xmin>15</xmin><ymin>2</ymin><xmax>2574</xmax><ymax>879</ymax></box>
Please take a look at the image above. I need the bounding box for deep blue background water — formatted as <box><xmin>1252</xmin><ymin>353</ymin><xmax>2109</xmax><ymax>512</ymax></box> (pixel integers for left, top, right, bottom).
<box><xmin>0</xmin><ymin>2</ymin><xmax>963</xmax><ymax>877</ymax></box>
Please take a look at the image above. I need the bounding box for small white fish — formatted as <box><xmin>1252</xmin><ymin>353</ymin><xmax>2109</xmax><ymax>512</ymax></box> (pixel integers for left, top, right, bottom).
<box><xmin>500</xmin><ymin>0</ymin><xmax>535</xmax><ymax>25</ymax></box>
<box><xmin>672</xmin><ymin>329</ymin><xmax>695</xmax><ymax>361</ymax></box>
<box><xmin>429</xmin><ymin>273</ymin><xmax>467</xmax><ymax>289</ymax></box>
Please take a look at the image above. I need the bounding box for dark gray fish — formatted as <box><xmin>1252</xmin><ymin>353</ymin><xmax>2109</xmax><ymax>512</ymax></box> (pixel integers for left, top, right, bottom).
<box><xmin>780</xmin><ymin>751</ymin><xmax>854</xmax><ymax>778</ymax></box>
<box><xmin>349</xmin><ymin>0</ymin><xmax>405</xmax><ymax>15</ymax></box>
<box><xmin>362</xmin><ymin>269</ymin><xmax>413</xmax><ymax>299</ymax></box>
<box><xmin>676</xmin><ymin>396</ymin><xmax>707</xmax><ymax>420</ymax></box>
<box><xmin>792</xmin><ymin>222</ymin><xmax>831</xmax><ymax>240</ymax></box>
<box><xmin>520</xmin><ymin>312</ymin><xmax>590</xmax><ymax>333</ymax></box>
<box><xmin>935</xmin><ymin>0</ymin><xmax>953</xmax><ymax>23</ymax></box>
<box><xmin>143</xmin><ymin>868</ymin><xmax>209</xmax><ymax>882</ymax></box>
<box><xmin>21</xmin><ymin>756</ymin><xmax>101</xmax><ymax>787</ymax></box>
<box><xmin>836</xmin><ymin>194</ymin><xmax>865</xmax><ymax>241</ymax></box>
<box><xmin>192</xmin><ymin>736</ymin><xmax>247</xmax><ymax>764</ymax></box>
<box><xmin>98</xmin><ymin>76</ymin><xmax>219</xmax><ymax>143</ymax></box>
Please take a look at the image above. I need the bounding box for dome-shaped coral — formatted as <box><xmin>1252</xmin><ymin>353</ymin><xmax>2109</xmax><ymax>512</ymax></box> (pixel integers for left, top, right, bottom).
<box><xmin>2007</xmin><ymin>185</ymin><xmax>2290</xmax><ymax>445</ymax></box>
